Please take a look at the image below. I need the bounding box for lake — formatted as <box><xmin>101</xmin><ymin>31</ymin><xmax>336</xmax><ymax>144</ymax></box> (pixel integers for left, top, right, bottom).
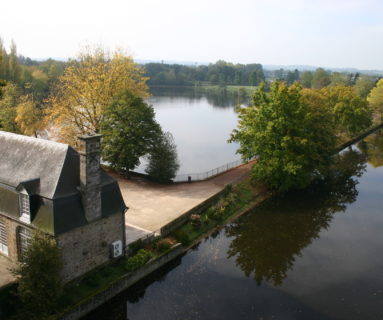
<box><xmin>136</xmin><ymin>87</ymin><xmax>244</xmax><ymax>176</ymax></box>
<box><xmin>83</xmin><ymin>129</ymin><xmax>383</xmax><ymax>319</ymax></box>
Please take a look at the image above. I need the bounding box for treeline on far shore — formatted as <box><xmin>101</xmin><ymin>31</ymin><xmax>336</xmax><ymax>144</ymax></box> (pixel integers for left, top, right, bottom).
<box><xmin>144</xmin><ymin>61</ymin><xmax>382</xmax><ymax>98</ymax></box>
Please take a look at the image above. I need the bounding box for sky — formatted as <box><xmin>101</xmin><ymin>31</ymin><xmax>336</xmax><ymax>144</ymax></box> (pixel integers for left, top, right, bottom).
<box><xmin>1</xmin><ymin>0</ymin><xmax>383</xmax><ymax>69</ymax></box>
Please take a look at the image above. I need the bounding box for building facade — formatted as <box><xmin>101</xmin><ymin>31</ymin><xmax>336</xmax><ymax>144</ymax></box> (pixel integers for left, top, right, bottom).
<box><xmin>0</xmin><ymin>131</ymin><xmax>127</xmax><ymax>282</ymax></box>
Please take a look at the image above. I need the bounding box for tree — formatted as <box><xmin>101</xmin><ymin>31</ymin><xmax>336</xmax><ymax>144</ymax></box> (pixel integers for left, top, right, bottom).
<box><xmin>12</xmin><ymin>232</ymin><xmax>63</xmax><ymax>318</ymax></box>
<box><xmin>312</xmin><ymin>68</ymin><xmax>331</xmax><ymax>89</ymax></box>
<box><xmin>355</xmin><ymin>75</ymin><xmax>376</xmax><ymax>98</ymax></box>
<box><xmin>145</xmin><ymin>132</ymin><xmax>180</xmax><ymax>183</ymax></box>
<box><xmin>15</xmin><ymin>94</ymin><xmax>46</xmax><ymax>137</ymax></box>
<box><xmin>321</xmin><ymin>85</ymin><xmax>372</xmax><ymax>137</ymax></box>
<box><xmin>285</xmin><ymin>69</ymin><xmax>299</xmax><ymax>86</ymax></box>
<box><xmin>300</xmin><ymin>71</ymin><xmax>313</xmax><ymax>88</ymax></box>
<box><xmin>8</xmin><ymin>40</ymin><xmax>21</xmax><ymax>83</ymax></box>
<box><xmin>0</xmin><ymin>82</ymin><xmax>20</xmax><ymax>133</ymax></box>
<box><xmin>101</xmin><ymin>90</ymin><xmax>161</xmax><ymax>175</ymax></box>
<box><xmin>367</xmin><ymin>78</ymin><xmax>383</xmax><ymax>122</ymax></box>
<box><xmin>330</xmin><ymin>72</ymin><xmax>348</xmax><ymax>86</ymax></box>
<box><xmin>47</xmin><ymin>46</ymin><xmax>149</xmax><ymax>145</ymax></box>
<box><xmin>230</xmin><ymin>81</ymin><xmax>336</xmax><ymax>191</ymax></box>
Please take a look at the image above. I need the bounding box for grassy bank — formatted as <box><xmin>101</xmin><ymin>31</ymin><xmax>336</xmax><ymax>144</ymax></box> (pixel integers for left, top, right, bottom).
<box><xmin>197</xmin><ymin>84</ymin><xmax>257</xmax><ymax>94</ymax></box>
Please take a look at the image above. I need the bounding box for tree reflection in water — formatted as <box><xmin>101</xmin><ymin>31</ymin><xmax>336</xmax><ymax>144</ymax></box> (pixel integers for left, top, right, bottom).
<box><xmin>358</xmin><ymin>130</ymin><xmax>383</xmax><ymax>168</ymax></box>
<box><xmin>225</xmin><ymin>149</ymin><xmax>367</xmax><ymax>286</ymax></box>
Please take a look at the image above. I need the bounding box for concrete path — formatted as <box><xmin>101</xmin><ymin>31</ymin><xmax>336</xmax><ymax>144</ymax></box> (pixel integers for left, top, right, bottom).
<box><xmin>0</xmin><ymin>255</ymin><xmax>15</xmax><ymax>289</ymax></box>
<box><xmin>110</xmin><ymin>161</ymin><xmax>254</xmax><ymax>243</ymax></box>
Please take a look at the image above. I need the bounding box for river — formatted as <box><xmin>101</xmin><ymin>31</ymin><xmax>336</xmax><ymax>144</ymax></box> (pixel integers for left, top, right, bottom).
<box><xmin>83</xmin><ymin>91</ymin><xmax>383</xmax><ymax>319</ymax></box>
<box><xmin>136</xmin><ymin>87</ymin><xmax>244</xmax><ymax>175</ymax></box>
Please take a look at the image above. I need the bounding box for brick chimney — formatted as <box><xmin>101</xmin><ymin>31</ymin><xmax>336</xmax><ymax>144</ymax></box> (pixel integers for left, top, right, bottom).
<box><xmin>78</xmin><ymin>134</ymin><xmax>102</xmax><ymax>222</ymax></box>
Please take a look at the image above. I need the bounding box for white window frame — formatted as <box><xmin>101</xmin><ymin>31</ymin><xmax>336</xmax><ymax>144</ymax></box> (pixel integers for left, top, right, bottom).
<box><xmin>0</xmin><ymin>220</ymin><xmax>8</xmax><ymax>256</ymax></box>
<box><xmin>19</xmin><ymin>191</ymin><xmax>31</xmax><ymax>224</ymax></box>
<box><xmin>17</xmin><ymin>226</ymin><xmax>31</xmax><ymax>260</ymax></box>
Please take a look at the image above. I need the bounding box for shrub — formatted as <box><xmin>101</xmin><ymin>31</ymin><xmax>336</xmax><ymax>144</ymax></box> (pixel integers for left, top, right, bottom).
<box><xmin>190</xmin><ymin>214</ymin><xmax>202</xmax><ymax>229</ymax></box>
<box><xmin>223</xmin><ymin>184</ymin><xmax>233</xmax><ymax>195</ymax></box>
<box><xmin>126</xmin><ymin>249</ymin><xmax>154</xmax><ymax>272</ymax></box>
<box><xmin>225</xmin><ymin>192</ymin><xmax>238</xmax><ymax>206</ymax></box>
<box><xmin>173</xmin><ymin>229</ymin><xmax>190</xmax><ymax>245</ymax></box>
<box><xmin>129</xmin><ymin>239</ymin><xmax>144</xmax><ymax>255</ymax></box>
<box><xmin>156</xmin><ymin>239</ymin><xmax>172</xmax><ymax>253</ymax></box>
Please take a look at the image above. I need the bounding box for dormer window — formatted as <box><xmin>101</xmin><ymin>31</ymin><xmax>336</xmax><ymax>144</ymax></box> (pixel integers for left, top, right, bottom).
<box><xmin>19</xmin><ymin>192</ymin><xmax>30</xmax><ymax>224</ymax></box>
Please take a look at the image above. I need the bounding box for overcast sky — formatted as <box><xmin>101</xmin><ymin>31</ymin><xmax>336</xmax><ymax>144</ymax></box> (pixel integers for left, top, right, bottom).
<box><xmin>1</xmin><ymin>0</ymin><xmax>383</xmax><ymax>69</ymax></box>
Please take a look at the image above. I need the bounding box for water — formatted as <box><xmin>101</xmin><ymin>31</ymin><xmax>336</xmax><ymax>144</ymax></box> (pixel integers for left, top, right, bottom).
<box><xmin>84</xmin><ymin>131</ymin><xmax>383</xmax><ymax>319</ymax></box>
<box><xmin>136</xmin><ymin>87</ymin><xmax>243</xmax><ymax>175</ymax></box>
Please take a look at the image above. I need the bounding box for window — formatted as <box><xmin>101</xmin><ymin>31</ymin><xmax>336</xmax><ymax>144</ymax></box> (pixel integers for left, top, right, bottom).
<box><xmin>19</xmin><ymin>193</ymin><xmax>30</xmax><ymax>223</ymax></box>
<box><xmin>17</xmin><ymin>227</ymin><xmax>31</xmax><ymax>260</ymax></box>
<box><xmin>0</xmin><ymin>221</ymin><xmax>8</xmax><ymax>256</ymax></box>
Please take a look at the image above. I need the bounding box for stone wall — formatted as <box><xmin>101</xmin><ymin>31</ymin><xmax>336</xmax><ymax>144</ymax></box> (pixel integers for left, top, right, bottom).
<box><xmin>160</xmin><ymin>186</ymin><xmax>229</xmax><ymax>236</ymax></box>
<box><xmin>59</xmin><ymin>244</ymin><xmax>183</xmax><ymax>320</ymax></box>
<box><xmin>57</xmin><ymin>213</ymin><xmax>125</xmax><ymax>283</ymax></box>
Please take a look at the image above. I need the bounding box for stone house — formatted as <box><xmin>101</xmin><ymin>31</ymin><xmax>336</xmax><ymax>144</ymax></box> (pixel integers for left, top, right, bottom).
<box><xmin>0</xmin><ymin>131</ymin><xmax>127</xmax><ymax>283</ymax></box>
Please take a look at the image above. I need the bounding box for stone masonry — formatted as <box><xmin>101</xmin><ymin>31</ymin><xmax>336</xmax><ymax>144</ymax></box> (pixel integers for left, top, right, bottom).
<box><xmin>78</xmin><ymin>134</ymin><xmax>102</xmax><ymax>222</ymax></box>
<box><xmin>57</xmin><ymin>212</ymin><xmax>125</xmax><ymax>283</ymax></box>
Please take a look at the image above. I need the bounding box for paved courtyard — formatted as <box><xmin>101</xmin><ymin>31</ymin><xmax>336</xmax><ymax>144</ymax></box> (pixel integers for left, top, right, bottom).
<box><xmin>109</xmin><ymin>161</ymin><xmax>254</xmax><ymax>244</ymax></box>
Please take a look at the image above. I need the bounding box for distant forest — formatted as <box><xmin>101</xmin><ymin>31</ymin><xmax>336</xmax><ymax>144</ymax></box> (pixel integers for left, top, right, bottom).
<box><xmin>144</xmin><ymin>60</ymin><xmax>381</xmax><ymax>92</ymax></box>
<box><xmin>0</xmin><ymin>39</ymin><xmax>382</xmax><ymax>105</ymax></box>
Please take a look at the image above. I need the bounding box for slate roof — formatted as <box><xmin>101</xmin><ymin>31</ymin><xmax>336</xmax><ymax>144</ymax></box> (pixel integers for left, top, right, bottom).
<box><xmin>0</xmin><ymin>131</ymin><xmax>77</xmax><ymax>199</ymax></box>
<box><xmin>0</xmin><ymin>131</ymin><xmax>126</xmax><ymax>235</ymax></box>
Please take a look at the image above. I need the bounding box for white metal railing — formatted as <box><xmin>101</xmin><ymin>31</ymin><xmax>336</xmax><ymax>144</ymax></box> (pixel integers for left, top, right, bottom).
<box><xmin>173</xmin><ymin>158</ymin><xmax>245</xmax><ymax>182</ymax></box>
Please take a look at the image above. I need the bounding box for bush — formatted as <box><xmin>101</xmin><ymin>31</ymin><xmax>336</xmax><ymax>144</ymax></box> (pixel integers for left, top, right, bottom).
<box><xmin>190</xmin><ymin>214</ymin><xmax>202</xmax><ymax>229</ymax></box>
<box><xmin>172</xmin><ymin>229</ymin><xmax>190</xmax><ymax>245</ymax></box>
<box><xmin>126</xmin><ymin>249</ymin><xmax>154</xmax><ymax>272</ymax></box>
<box><xmin>155</xmin><ymin>239</ymin><xmax>172</xmax><ymax>253</ymax></box>
<box><xmin>128</xmin><ymin>239</ymin><xmax>144</xmax><ymax>255</ymax></box>
<box><xmin>223</xmin><ymin>184</ymin><xmax>233</xmax><ymax>195</ymax></box>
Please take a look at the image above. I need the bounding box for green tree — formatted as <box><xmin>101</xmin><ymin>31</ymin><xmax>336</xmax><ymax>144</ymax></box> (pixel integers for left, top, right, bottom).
<box><xmin>145</xmin><ymin>132</ymin><xmax>180</xmax><ymax>183</ymax></box>
<box><xmin>312</xmin><ymin>68</ymin><xmax>331</xmax><ymax>89</ymax></box>
<box><xmin>355</xmin><ymin>74</ymin><xmax>376</xmax><ymax>98</ymax></box>
<box><xmin>101</xmin><ymin>90</ymin><xmax>161</xmax><ymax>175</ymax></box>
<box><xmin>367</xmin><ymin>78</ymin><xmax>383</xmax><ymax>122</ymax></box>
<box><xmin>12</xmin><ymin>232</ymin><xmax>63</xmax><ymax>318</ymax></box>
<box><xmin>300</xmin><ymin>71</ymin><xmax>313</xmax><ymax>88</ymax></box>
<box><xmin>330</xmin><ymin>72</ymin><xmax>348</xmax><ymax>86</ymax></box>
<box><xmin>321</xmin><ymin>85</ymin><xmax>372</xmax><ymax>137</ymax></box>
<box><xmin>286</xmin><ymin>69</ymin><xmax>299</xmax><ymax>85</ymax></box>
<box><xmin>8</xmin><ymin>41</ymin><xmax>21</xmax><ymax>83</ymax></box>
<box><xmin>230</xmin><ymin>81</ymin><xmax>336</xmax><ymax>191</ymax></box>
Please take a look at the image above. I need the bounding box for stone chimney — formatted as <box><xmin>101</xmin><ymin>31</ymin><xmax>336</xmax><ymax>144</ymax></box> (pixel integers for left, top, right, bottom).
<box><xmin>78</xmin><ymin>134</ymin><xmax>102</xmax><ymax>222</ymax></box>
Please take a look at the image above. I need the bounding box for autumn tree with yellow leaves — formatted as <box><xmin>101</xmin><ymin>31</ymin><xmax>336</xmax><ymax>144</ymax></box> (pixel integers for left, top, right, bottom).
<box><xmin>15</xmin><ymin>94</ymin><xmax>46</xmax><ymax>137</ymax></box>
<box><xmin>46</xmin><ymin>47</ymin><xmax>149</xmax><ymax>145</ymax></box>
<box><xmin>368</xmin><ymin>79</ymin><xmax>383</xmax><ymax>123</ymax></box>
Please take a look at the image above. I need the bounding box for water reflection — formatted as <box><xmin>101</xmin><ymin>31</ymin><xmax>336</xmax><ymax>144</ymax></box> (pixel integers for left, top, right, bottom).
<box><xmin>225</xmin><ymin>149</ymin><xmax>367</xmax><ymax>286</ymax></box>
<box><xmin>358</xmin><ymin>130</ymin><xmax>383</xmax><ymax>168</ymax></box>
<box><xmin>149</xmin><ymin>86</ymin><xmax>250</xmax><ymax>108</ymax></box>
<box><xmin>81</xmin><ymin>256</ymin><xmax>184</xmax><ymax>320</ymax></box>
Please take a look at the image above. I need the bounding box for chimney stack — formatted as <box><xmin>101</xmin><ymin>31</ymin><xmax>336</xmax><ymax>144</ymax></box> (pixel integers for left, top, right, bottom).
<box><xmin>78</xmin><ymin>134</ymin><xmax>102</xmax><ymax>222</ymax></box>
